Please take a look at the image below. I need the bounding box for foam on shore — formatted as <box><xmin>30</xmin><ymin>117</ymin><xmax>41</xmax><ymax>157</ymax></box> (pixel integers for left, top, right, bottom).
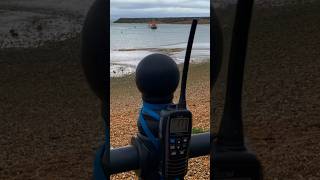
<box><xmin>110</xmin><ymin>46</ymin><xmax>210</xmax><ymax>77</ymax></box>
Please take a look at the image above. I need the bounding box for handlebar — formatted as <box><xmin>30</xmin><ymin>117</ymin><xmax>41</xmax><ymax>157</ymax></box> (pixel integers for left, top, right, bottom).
<box><xmin>108</xmin><ymin>132</ymin><xmax>210</xmax><ymax>174</ymax></box>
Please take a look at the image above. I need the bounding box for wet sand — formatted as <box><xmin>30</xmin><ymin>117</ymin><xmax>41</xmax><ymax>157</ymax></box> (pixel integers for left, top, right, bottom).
<box><xmin>0</xmin><ymin>0</ymin><xmax>93</xmax><ymax>48</ymax></box>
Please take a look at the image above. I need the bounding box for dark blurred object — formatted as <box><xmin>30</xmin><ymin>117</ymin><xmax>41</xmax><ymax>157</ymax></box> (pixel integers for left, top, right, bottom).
<box><xmin>135</xmin><ymin>53</ymin><xmax>180</xmax><ymax>104</ymax></box>
<box><xmin>81</xmin><ymin>0</ymin><xmax>108</xmax><ymax>101</ymax></box>
<box><xmin>9</xmin><ymin>29</ymin><xmax>19</xmax><ymax>37</ymax></box>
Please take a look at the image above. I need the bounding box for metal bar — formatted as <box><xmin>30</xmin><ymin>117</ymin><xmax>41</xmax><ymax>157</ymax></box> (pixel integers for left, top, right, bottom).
<box><xmin>109</xmin><ymin>145</ymin><xmax>140</xmax><ymax>174</ymax></box>
<box><xmin>217</xmin><ymin>0</ymin><xmax>255</xmax><ymax>149</ymax></box>
<box><xmin>189</xmin><ymin>133</ymin><xmax>210</xmax><ymax>158</ymax></box>
<box><xmin>210</xmin><ymin>6</ymin><xmax>223</xmax><ymax>89</ymax></box>
<box><xmin>108</xmin><ymin>132</ymin><xmax>210</xmax><ymax>174</ymax></box>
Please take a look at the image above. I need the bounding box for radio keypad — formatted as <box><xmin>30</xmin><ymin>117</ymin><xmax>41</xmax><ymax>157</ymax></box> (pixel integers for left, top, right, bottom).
<box><xmin>183</xmin><ymin>137</ymin><xmax>188</xmax><ymax>143</ymax></box>
<box><xmin>170</xmin><ymin>151</ymin><xmax>177</xmax><ymax>156</ymax></box>
<box><xmin>169</xmin><ymin>135</ymin><xmax>189</xmax><ymax>157</ymax></box>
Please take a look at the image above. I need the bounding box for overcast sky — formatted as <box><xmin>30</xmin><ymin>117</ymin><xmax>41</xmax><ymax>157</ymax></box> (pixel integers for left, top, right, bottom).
<box><xmin>111</xmin><ymin>0</ymin><xmax>210</xmax><ymax>19</ymax></box>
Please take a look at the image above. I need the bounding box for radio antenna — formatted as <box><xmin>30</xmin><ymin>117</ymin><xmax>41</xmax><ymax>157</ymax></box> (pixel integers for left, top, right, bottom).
<box><xmin>178</xmin><ymin>19</ymin><xmax>198</xmax><ymax>109</ymax></box>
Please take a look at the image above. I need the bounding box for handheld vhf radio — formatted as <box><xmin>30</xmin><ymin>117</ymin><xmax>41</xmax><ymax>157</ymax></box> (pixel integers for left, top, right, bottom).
<box><xmin>158</xmin><ymin>19</ymin><xmax>197</xmax><ymax>179</ymax></box>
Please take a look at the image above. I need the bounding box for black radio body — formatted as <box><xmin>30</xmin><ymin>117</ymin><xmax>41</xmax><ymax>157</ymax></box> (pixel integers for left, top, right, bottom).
<box><xmin>159</xmin><ymin>107</ymin><xmax>192</xmax><ymax>179</ymax></box>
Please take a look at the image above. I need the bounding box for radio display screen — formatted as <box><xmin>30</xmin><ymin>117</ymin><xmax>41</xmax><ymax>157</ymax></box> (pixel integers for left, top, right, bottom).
<box><xmin>170</xmin><ymin>118</ymin><xmax>189</xmax><ymax>133</ymax></box>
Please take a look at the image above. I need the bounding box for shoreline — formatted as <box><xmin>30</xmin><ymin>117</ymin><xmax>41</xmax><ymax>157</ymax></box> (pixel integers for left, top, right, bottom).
<box><xmin>110</xmin><ymin>55</ymin><xmax>210</xmax><ymax>78</ymax></box>
<box><xmin>110</xmin><ymin>60</ymin><xmax>210</xmax><ymax>81</ymax></box>
<box><xmin>113</xmin><ymin>17</ymin><xmax>210</xmax><ymax>24</ymax></box>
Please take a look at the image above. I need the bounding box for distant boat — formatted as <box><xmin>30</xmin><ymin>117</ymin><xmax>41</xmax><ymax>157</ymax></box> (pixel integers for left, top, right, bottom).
<box><xmin>149</xmin><ymin>20</ymin><xmax>157</xmax><ymax>29</ymax></box>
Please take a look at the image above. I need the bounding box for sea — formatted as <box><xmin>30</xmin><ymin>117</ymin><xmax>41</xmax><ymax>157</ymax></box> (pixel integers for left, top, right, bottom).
<box><xmin>1</xmin><ymin>0</ymin><xmax>311</xmax><ymax>77</ymax></box>
<box><xmin>110</xmin><ymin>23</ymin><xmax>210</xmax><ymax>77</ymax></box>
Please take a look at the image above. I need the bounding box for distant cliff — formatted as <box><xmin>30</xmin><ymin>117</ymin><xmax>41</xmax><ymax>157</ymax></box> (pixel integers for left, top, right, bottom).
<box><xmin>113</xmin><ymin>17</ymin><xmax>210</xmax><ymax>24</ymax></box>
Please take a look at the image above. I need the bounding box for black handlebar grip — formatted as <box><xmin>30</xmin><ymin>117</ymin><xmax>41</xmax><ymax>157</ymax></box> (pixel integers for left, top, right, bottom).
<box><xmin>107</xmin><ymin>133</ymin><xmax>210</xmax><ymax>175</ymax></box>
<box><xmin>81</xmin><ymin>0</ymin><xmax>108</xmax><ymax>100</ymax></box>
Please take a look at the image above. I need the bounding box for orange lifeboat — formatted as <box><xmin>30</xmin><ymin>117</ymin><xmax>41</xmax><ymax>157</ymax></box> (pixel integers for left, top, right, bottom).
<box><xmin>149</xmin><ymin>20</ymin><xmax>157</xmax><ymax>29</ymax></box>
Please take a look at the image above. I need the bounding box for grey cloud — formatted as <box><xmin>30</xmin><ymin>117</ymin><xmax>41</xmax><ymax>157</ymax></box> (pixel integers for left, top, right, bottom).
<box><xmin>111</xmin><ymin>0</ymin><xmax>209</xmax><ymax>9</ymax></box>
<box><xmin>111</xmin><ymin>0</ymin><xmax>209</xmax><ymax>18</ymax></box>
